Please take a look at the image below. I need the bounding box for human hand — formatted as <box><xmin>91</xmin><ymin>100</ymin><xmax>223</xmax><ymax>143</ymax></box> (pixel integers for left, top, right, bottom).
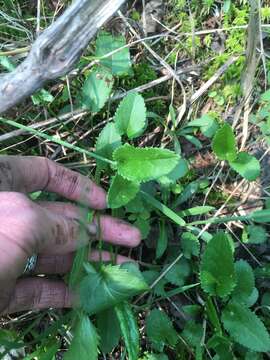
<box><xmin>0</xmin><ymin>156</ymin><xmax>141</xmax><ymax>315</ymax></box>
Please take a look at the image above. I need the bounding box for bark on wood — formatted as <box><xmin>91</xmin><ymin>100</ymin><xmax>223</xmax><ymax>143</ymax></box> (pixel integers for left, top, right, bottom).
<box><xmin>0</xmin><ymin>0</ymin><xmax>126</xmax><ymax>114</ymax></box>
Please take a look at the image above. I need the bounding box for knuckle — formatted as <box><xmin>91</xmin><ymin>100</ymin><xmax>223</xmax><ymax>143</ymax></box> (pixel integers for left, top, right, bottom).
<box><xmin>52</xmin><ymin>218</ymin><xmax>79</xmax><ymax>246</ymax></box>
<box><xmin>0</xmin><ymin>157</ymin><xmax>13</xmax><ymax>190</ymax></box>
<box><xmin>47</xmin><ymin>160</ymin><xmax>81</xmax><ymax>197</ymax></box>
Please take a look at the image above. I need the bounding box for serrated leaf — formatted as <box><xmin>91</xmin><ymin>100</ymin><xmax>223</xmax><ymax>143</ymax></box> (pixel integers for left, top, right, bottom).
<box><xmin>97</xmin><ymin>308</ymin><xmax>121</xmax><ymax>354</ymax></box>
<box><xmin>115</xmin><ymin>302</ymin><xmax>139</xmax><ymax>360</ymax></box>
<box><xmin>231</xmin><ymin>260</ymin><xmax>255</xmax><ymax>305</ymax></box>
<box><xmin>80</xmin><ymin>264</ymin><xmax>148</xmax><ymax>314</ymax></box>
<box><xmin>64</xmin><ymin>314</ymin><xmax>99</xmax><ymax>360</ymax></box>
<box><xmin>181</xmin><ymin>232</ymin><xmax>200</xmax><ymax>259</ymax></box>
<box><xmin>212</xmin><ymin>123</ymin><xmax>237</xmax><ymax>161</ymax></box>
<box><xmin>113</xmin><ymin>144</ymin><xmax>180</xmax><ymax>182</ymax></box>
<box><xmin>229</xmin><ymin>152</ymin><xmax>260</xmax><ymax>181</ymax></box>
<box><xmin>164</xmin><ymin>257</ymin><xmax>191</xmax><ymax>286</ymax></box>
<box><xmin>146</xmin><ymin>309</ymin><xmax>178</xmax><ymax>352</ymax></box>
<box><xmin>95</xmin><ymin>32</ymin><xmax>131</xmax><ymax>76</ymax></box>
<box><xmin>95</xmin><ymin>123</ymin><xmax>121</xmax><ymax>169</ymax></box>
<box><xmin>200</xmin><ymin>232</ymin><xmax>236</xmax><ymax>297</ymax></box>
<box><xmin>245</xmin><ymin>225</ymin><xmax>267</xmax><ymax>244</ymax></box>
<box><xmin>114</xmin><ymin>92</ymin><xmax>146</xmax><ymax>139</ymax></box>
<box><xmin>142</xmin><ymin>270</ymin><xmax>166</xmax><ymax>296</ymax></box>
<box><xmin>82</xmin><ymin>68</ymin><xmax>113</xmax><ymax>112</ymax></box>
<box><xmin>108</xmin><ymin>175</ymin><xmax>139</xmax><ymax>209</ymax></box>
<box><xmin>221</xmin><ymin>302</ymin><xmax>270</xmax><ymax>352</ymax></box>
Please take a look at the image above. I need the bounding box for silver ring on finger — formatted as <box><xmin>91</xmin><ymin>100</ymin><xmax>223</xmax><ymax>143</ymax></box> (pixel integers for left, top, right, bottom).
<box><xmin>23</xmin><ymin>254</ymin><xmax>38</xmax><ymax>275</ymax></box>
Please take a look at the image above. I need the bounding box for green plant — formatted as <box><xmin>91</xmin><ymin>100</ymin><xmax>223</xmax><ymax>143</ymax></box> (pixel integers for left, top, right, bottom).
<box><xmin>2</xmin><ymin>2</ymin><xmax>270</xmax><ymax>359</ymax></box>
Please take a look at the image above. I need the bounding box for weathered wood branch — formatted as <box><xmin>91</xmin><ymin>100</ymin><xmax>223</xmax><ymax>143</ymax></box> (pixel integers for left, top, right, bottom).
<box><xmin>0</xmin><ymin>0</ymin><xmax>126</xmax><ymax>114</ymax></box>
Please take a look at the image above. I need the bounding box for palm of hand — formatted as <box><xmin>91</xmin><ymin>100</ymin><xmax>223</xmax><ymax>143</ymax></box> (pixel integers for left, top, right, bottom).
<box><xmin>0</xmin><ymin>156</ymin><xmax>140</xmax><ymax>314</ymax></box>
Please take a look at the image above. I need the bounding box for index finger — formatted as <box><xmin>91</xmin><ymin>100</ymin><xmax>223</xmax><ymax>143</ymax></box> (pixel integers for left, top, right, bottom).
<box><xmin>0</xmin><ymin>156</ymin><xmax>106</xmax><ymax>209</ymax></box>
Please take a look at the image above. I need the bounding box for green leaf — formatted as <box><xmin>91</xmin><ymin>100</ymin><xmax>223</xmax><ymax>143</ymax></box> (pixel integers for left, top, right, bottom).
<box><xmin>108</xmin><ymin>175</ymin><xmax>139</xmax><ymax>209</ymax></box>
<box><xmin>200</xmin><ymin>232</ymin><xmax>236</xmax><ymax>297</ymax></box>
<box><xmin>205</xmin><ymin>297</ymin><xmax>222</xmax><ymax>335</ymax></box>
<box><xmin>182</xmin><ymin>321</ymin><xmax>203</xmax><ymax>348</ymax></box>
<box><xmin>156</xmin><ymin>221</ymin><xmax>168</xmax><ymax>259</ymax></box>
<box><xmin>115</xmin><ymin>302</ymin><xmax>139</xmax><ymax>360</ymax></box>
<box><xmin>146</xmin><ymin>309</ymin><xmax>178</xmax><ymax>352</ymax></box>
<box><xmin>187</xmin><ymin>114</ymin><xmax>219</xmax><ymax>138</ymax></box>
<box><xmin>95</xmin><ymin>123</ymin><xmax>121</xmax><ymax>169</ymax></box>
<box><xmin>174</xmin><ymin>180</ymin><xmax>207</xmax><ymax>206</ymax></box>
<box><xmin>114</xmin><ymin>92</ymin><xmax>146</xmax><ymax>139</ymax></box>
<box><xmin>80</xmin><ymin>264</ymin><xmax>148</xmax><ymax>314</ymax></box>
<box><xmin>245</xmin><ymin>225</ymin><xmax>267</xmax><ymax>244</ymax></box>
<box><xmin>255</xmin><ymin>264</ymin><xmax>270</xmax><ymax>278</ymax></box>
<box><xmin>229</xmin><ymin>152</ymin><xmax>260</xmax><ymax>181</ymax></box>
<box><xmin>164</xmin><ymin>257</ymin><xmax>191</xmax><ymax>286</ymax></box>
<box><xmin>95</xmin><ymin>32</ymin><xmax>131</xmax><ymax>76</ymax></box>
<box><xmin>261</xmin><ymin>89</ymin><xmax>270</xmax><ymax>102</ymax></box>
<box><xmin>221</xmin><ymin>302</ymin><xmax>270</xmax><ymax>352</ymax></box>
<box><xmin>182</xmin><ymin>305</ymin><xmax>202</xmax><ymax>318</ymax></box>
<box><xmin>178</xmin><ymin>206</ymin><xmax>215</xmax><ymax>217</ymax></box>
<box><xmin>158</xmin><ymin>159</ymin><xmax>189</xmax><ymax>186</ymax></box>
<box><xmin>140</xmin><ymin>353</ymin><xmax>169</xmax><ymax>360</ymax></box>
<box><xmin>97</xmin><ymin>308</ymin><xmax>121</xmax><ymax>354</ymax></box>
<box><xmin>64</xmin><ymin>314</ymin><xmax>99</xmax><ymax>360</ymax></box>
<box><xmin>113</xmin><ymin>144</ymin><xmax>180</xmax><ymax>182</ymax></box>
<box><xmin>245</xmin><ymin>287</ymin><xmax>259</xmax><ymax>307</ymax></box>
<box><xmin>69</xmin><ymin>246</ymin><xmax>89</xmax><ymax>290</ymax></box>
<box><xmin>82</xmin><ymin>68</ymin><xmax>113</xmax><ymax>112</ymax></box>
<box><xmin>231</xmin><ymin>260</ymin><xmax>255</xmax><ymax>305</ymax></box>
<box><xmin>212</xmin><ymin>123</ymin><xmax>237</xmax><ymax>161</ymax></box>
<box><xmin>134</xmin><ymin>216</ymin><xmax>151</xmax><ymax>239</ymax></box>
<box><xmin>181</xmin><ymin>232</ymin><xmax>200</xmax><ymax>259</ymax></box>
<box><xmin>250</xmin><ymin>209</ymin><xmax>270</xmax><ymax>223</ymax></box>
<box><xmin>261</xmin><ymin>292</ymin><xmax>270</xmax><ymax>317</ymax></box>
<box><xmin>183</xmin><ymin>134</ymin><xmax>202</xmax><ymax>149</ymax></box>
<box><xmin>207</xmin><ymin>335</ymin><xmax>233</xmax><ymax>360</ymax></box>
<box><xmin>223</xmin><ymin>0</ymin><xmax>231</xmax><ymax>13</ymax></box>
<box><xmin>142</xmin><ymin>270</ymin><xmax>166</xmax><ymax>296</ymax></box>
<box><xmin>0</xmin><ymin>56</ymin><xmax>15</xmax><ymax>71</ymax></box>
<box><xmin>141</xmin><ymin>191</ymin><xmax>186</xmax><ymax>227</ymax></box>
<box><xmin>32</xmin><ymin>89</ymin><xmax>54</xmax><ymax>105</ymax></box>
<box><xmin>245</xmin><ymin>352</ymin><xmax>263</xmax><ymax>360</ymax></box>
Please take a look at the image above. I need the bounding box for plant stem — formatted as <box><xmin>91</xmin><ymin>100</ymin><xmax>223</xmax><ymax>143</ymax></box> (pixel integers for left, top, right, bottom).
<box><xmin>0</xmin><ymin>118</ymin><xmax>115</xmax><ymax>165</ymax></box>
<box><xmin>141</xmin><ymin>190</ymin><xmax>186</xmax><ymax>226</ymax></box>
<box><xmin>189</xmin><ymin>214</ymin><xmax>251</xmax><ymax>226</ymax></box>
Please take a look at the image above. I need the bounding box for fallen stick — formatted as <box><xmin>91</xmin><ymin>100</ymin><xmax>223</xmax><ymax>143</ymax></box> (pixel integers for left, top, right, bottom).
<box><xmin>0</xmin><ymin>0</ymin><xmax>126</xmax><ymax>114</ymax></box>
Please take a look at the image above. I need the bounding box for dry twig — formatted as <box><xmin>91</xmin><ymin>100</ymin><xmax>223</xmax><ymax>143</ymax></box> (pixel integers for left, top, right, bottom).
<box><xmin>0</xmin><ymin>0</ymin><xmax>126</xmax><ymax>114</ymax></box>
